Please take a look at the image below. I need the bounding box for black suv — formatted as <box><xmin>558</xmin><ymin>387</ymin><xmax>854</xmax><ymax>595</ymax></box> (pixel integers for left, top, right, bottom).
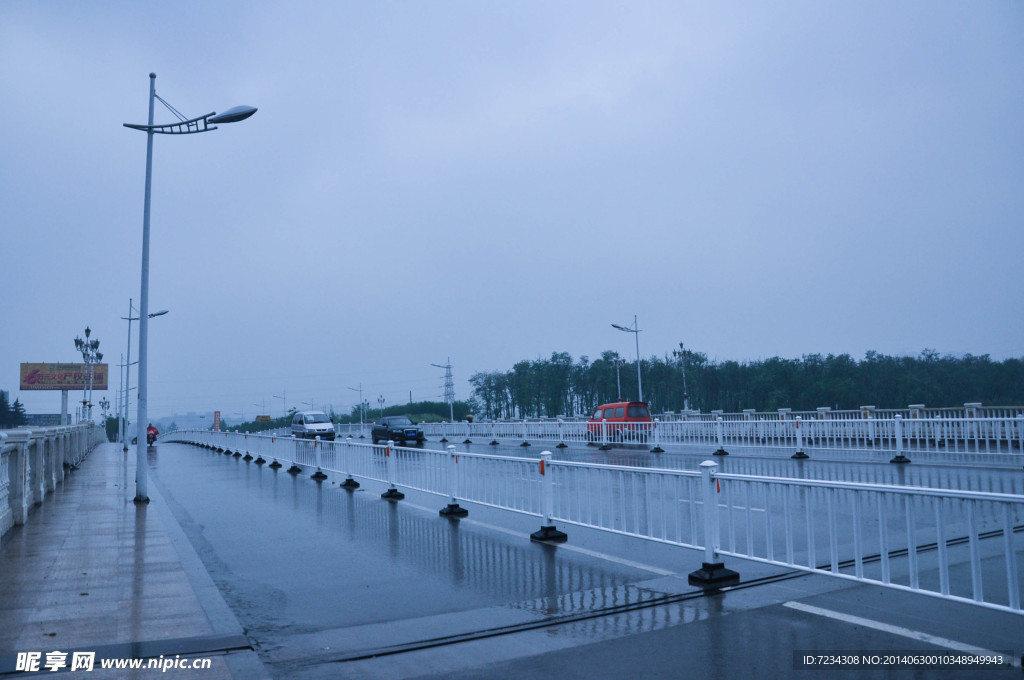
<box><xmin>372</xmin><ymin>416</ymin><xmax>425</xmax><ymax>445</ymax></box>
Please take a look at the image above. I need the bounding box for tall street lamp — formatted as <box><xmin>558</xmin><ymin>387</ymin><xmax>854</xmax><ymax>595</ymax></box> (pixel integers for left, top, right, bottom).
<box><xmin>347</xmin><ymin>384</ymin><xmax>365</xmax><ymax>430</ymax></box>
<box><xmin>611</xmin><ymin>315</ymin><xmax>643</xmax><ymax>403</ymax></box>
<box><xmin>125</xmin><ymin>73</ymin><xmax>256</xmax><ymax>504</ymax></box>
<box><xmin>121</xmin><ymin>301</ymin><xmax>168</xmax><ymax>451</ymax></box>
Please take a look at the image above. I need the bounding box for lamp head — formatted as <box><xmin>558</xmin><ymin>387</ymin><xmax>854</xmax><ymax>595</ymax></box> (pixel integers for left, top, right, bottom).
<box><xmin>208</xmin><ymin>105</ymin><xmax>257</xmax><ymax>124</ymax></box>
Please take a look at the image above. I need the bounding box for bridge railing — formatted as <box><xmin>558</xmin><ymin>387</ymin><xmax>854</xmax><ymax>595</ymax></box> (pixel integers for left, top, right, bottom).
<box><xmin>0</xmin><ymin>424</ymin><xmax>106</xmax><ymax>539</ymax></box>
<box><xmin>164</xmin><ymin>429</ymin><xmax>1024</xmax><ymax>615</ymax></box>
<box><xmin>420</xmin><ymin>415</ymin><xmax>1024</xmax><ymax>456</ymax></box>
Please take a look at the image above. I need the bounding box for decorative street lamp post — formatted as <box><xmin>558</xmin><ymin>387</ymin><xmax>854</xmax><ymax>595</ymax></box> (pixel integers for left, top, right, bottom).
<box><xmin>74</xmin><ymin>327</ymin><xmax>102</xmax><ymax>423</ymax></box>
<box><xmin>124</xmin><ymin>73</ymin><xmax>255</xmax><ymax>504</ymax></box>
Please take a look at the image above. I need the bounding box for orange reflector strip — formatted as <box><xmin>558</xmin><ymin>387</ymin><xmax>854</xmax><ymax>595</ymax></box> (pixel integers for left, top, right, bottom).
<box><xmin>539</xmin><ymin>459</ymin><xmax>545</xmax><ymax>475</ymax></box>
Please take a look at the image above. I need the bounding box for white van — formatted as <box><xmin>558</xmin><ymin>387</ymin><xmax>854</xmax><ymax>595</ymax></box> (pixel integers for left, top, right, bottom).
<box><xmin>291</xmin><ymin>411</ymin><xmax>336</xmax><ymax>440</ymax></box>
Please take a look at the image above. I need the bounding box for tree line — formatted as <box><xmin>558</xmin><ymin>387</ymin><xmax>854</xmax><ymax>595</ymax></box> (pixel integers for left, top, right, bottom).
<box><xmin>0</xmin><ymin>391</ymin><xmax>28</xmax><ymax>429</ymax></box>
<box><xmin>469</xmin><ymin>348</ymin><xmax>1024</xmax><ymax>419</ymax></box>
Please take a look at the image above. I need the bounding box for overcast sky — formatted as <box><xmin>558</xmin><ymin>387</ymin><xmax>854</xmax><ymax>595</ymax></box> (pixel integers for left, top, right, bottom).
<box><xmin>2</xmin><ymin>1</ymin><xmax>1022</xmax><ymax>422</ymax></box>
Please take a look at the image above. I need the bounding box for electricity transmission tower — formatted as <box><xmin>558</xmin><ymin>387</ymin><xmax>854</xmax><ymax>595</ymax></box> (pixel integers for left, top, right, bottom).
<box><xmin>431</xmin><ymin>358</ymin><xmax>455</xmax><ymax>422</ymax></box>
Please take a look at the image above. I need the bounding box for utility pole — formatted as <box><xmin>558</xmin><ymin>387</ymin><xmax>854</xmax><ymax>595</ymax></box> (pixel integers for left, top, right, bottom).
<box><xmin>432</xmin><ymin>358</ymin><xmax>455</xmax><ymax>422</ymax></box>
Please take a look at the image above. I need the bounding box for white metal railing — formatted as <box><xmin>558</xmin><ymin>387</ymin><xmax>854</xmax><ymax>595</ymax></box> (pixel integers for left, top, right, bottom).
<box><xmin>164</xmin><ymin>429</ymin><xmax>1024</xmax><ymax>615</ymax></box>
<box><xmin>419</xmin><ymin>414</ymin><xmax>1024</xmax><ymax>457</ymax></box>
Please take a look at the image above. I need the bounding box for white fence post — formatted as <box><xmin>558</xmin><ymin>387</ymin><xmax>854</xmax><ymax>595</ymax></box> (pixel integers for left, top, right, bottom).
<box><xmin>599</xmin><ymin>418</ymin><xmax>611</xmax><ymax>450</ymax></box>
<box><xmin>489</xmin><ymin>421</ymin><xmax>499</xmax><ymax>446</ymax></box>
<box><xmin>440</xmin><ymin>444</ymin><xmax>468</xmax><ymax>517</ymax></box>
<box><xmin>687</xmin><ymin>460</ymin><xmax>739</xmax><ymax>587</ymax></box>
<box><xmin>530</xmin><ymin>451</ymin><xmax>567</xmax><ymax>543</ymax></box>
<box><xmin>891</xmin><ymin>415</ymin><xmax>910</xmax><ymax>464</ymax></box>
<box><xmin>714</xmin><ymin>416</ymin><xmax>728</xmax><ymax>455</ymax></box>
<box><xmin>341</xmin><ymin>436</ymin><xmax>360</xmax><ymax>488</ymax></box>
<box><xmin>556</xmin><ymin>418</ymin><xmax>568</xmax><ymax>449</ymax></box>
<box><xmin>312</xmin><ymin>436</ymin><xmax>327</xmax><ymax>480</ymax></box>
<box><xmin>381</xmin><ymin>440</ymin><xmax>405</xmax><ymax>500</ymax></box>
<box><xmin>651</xmin><ymin>418</ymin><xmax>664</xmax><ymax>453</ymax></box>
<box><xmin>792</xmin><ymin>416</ymin><xmax>808</xmax><ymax>459</ymax></box>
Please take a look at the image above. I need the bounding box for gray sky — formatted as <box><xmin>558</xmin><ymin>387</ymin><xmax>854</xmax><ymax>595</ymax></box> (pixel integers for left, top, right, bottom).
<box><xmin>2</xmin><ymin>1</ymin><xmax>1022</xmax><ymax>421</ymax></box>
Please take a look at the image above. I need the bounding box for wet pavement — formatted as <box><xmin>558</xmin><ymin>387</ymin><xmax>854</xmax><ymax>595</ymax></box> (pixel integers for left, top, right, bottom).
<box><xmin>3</xmin><ymin>440</ymin><xmax>1022</xmax><ymax>679</ymax></box>
<box><xmin>151</xmin><ymin>441</ymin><xmax>1022</xmax><ymax>679</ymax></box>
<box><xmin>0</xmin><ymin>443</ymin><xmax>269</xmax><ymax>679</ymax></box>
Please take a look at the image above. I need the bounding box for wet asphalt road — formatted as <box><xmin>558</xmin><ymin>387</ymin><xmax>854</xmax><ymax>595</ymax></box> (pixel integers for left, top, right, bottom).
<box><xmin>149</xmin><ymin>441</ymin><xmax>1024</xmax><ymax>679</ymax></box>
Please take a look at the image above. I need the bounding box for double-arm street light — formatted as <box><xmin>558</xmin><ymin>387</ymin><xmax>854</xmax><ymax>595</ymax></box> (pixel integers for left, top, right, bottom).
<box><xmin>611</xmin><ymin>315</ymin><xmax>643</xmax><ymax>403</ymax></box>
<box><xmin>121</xmin><ymin>300</ymin><xmax>168</xmax><ymax>452</ymax></box>
<box><xmin>125</xmin><ymin>73</ymin><xmax>256</xmax><ymax>504</ymax></box>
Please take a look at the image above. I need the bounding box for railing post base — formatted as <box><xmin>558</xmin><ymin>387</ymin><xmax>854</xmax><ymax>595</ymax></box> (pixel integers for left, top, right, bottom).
<box><xmin>530</xmin><ymin>525</ymin><xmax>567</xmax><ymax>543</ymax></box>
<box><xmin>311</xmin><ymin>469</ymin><xmax>328</xmax><ymax>481</ymax></box>
<box><xmin>381</xmin><ymin>488</ymin><xmax>405</xmax><ymax>501</ymax></box>
<box><xmin>232</xmin><ymin>451</ymin><xmax>242</xmax><ymax>458</ymax></box>
<box><xmin>650</xmin><ymin>445</ymin><xmax>664</xmax><ymax>453</ymax></box>
<box><xmin>791</xmin><ymin>450</ymin><xmax>808</xmax><ymax>459</ymax></box>
<box><xmin>556</xmin><ymin>441</ymin><xmax>567</xmax><ymax>448</ymax></box>
<box><xmin>255</xmin><ymin>456</ymin><xmax>266</xmax><ymax>465</ymax></box>
<box><xmin>243</xmin><ymin>453</ymin><xmax>253</xmax><ymax>461</ymax></box>
<box><xmin>463</xmin><ymin>438</ymin><xmax>472</xmax><ymax>444</ymax></box>
<box><xmin>713</xmin><ymin>448</ymin><xmax>728</xmax><ymax>456</ymax></box>
<box><xmin>287</xmin><ymin>465</ymin><xmax>302</xmax><ymax>475</ymax></box>
<box><xmin>889</xmin><ymin>454</ymin><xmax>911</xmax><ymax>464</ymax></box>
<box><xmin>688</xmin><ymin>561</ymin><xmax>739</xmax><ymax>588</ymax></box>
<box><xmin>341</xmin><ymin>477</ymin><xmax>360</xmax><ymax>489</ymax></box>
<box><xmin>489</xmin><ymin>440</ymin><xmax>499</xmax><ymax>446</ymax></box>
<box><xmin>520</xmin><ymin>441</ymin><xmax>531</xmax><ymax>447</ymax></box>
<box><xmin>269</xmin><ymin>460</ymin><xmax>282</xmax><ymax>469</ymax></box>
<box><xmin>440</xmin><ymin>503</ymin><xmax>468</xmax><ymax>518</ymax></box>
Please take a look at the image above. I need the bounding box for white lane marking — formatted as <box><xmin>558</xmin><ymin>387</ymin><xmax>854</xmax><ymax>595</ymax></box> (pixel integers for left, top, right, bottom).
<box><xmin>783</xmin><ymin>601</ymin><xmax>1020</xmax><ymax>667</ymax></box>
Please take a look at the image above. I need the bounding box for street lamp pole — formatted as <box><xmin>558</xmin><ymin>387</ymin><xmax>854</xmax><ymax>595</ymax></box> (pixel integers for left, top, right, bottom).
<box><xmin>125</xmin><ymin>73</ymin><xmax>256</xmax><ymax>504</ymax></box>
<box><xmin>611</xmin><ymin>315</ymin><xmax>643</xmax><ymax>403</ymax></box>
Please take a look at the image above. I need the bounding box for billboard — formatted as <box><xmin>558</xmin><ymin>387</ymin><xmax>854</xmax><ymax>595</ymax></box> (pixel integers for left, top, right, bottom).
<box><xmin>20</xmin><ymin>363</ymin><xmax>109</xmax><ymax>391</ymax></box>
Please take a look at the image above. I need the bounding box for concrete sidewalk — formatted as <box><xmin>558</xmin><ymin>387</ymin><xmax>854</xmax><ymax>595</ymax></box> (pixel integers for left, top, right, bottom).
<box><xmin>0</xmin><ymin>443</ymin><xmax>269</xmax><ymax>679</ymax></box>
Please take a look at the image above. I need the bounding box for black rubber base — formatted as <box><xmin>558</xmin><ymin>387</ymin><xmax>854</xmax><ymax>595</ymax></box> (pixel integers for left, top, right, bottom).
<box><xmin>287</xmin><ymin>465</ymin><xmax>302</xmax><ymax>475</ymax></box>
<box><xmin>791</xmin><ymin>450</ymin><xmax>809</xmax><ymax>459</ymax></box>
<box><xmin>381</xmin><ymin>488</ymin><xmax>405</xmax><ymax>501</ymax></box>
<box><xmin>556</xmin><ymin>442</ymin><xmax>568</xmax><ymax>448</ymax></box>
<box><xmin>688</xmin><ymin>561</ymin><xmax>740</xmax><ymax>588</ymax></box>
<box><xmin>599</xmin><ymin>444</ymin><xmax>612</xmax><ymax>451</ymax></box>
<box><xmin>439</xmin><ymin>437</ymin><xmax>449</xmax><ymax>443</ymax></box>
<box><xmin>713</xmin><ymin>448</ymin><xmax>729</xmax><ymax>456</ymax></box>
<box><xmin>243</xmin><ymin>454</ymin><xmax>253</xmax><ymax>461</ymax></box>
<box><xmin>463</xmin><ymin>439</ymin><xmax>472</xmax><ymax>444</ymax></box>
<box><xmin>489</xmin><ymin>440</ymin><xmax>499</xmax><ymax>446</ymax></box>
<box><xmin>341</xmin><ymin>478</ymin><xmax>360</xmax><ymax>489</ymax></box>
<box><xmin>650</xmin><ymin>446</ymin><xmax>664</xmax><ymax>453</ymax></box>
<box><xmin>439</xmin><ymin>503</ymin><xmax>469</xmax><ymax>518</ymax></box>
<box><xmin>311</xmin><ymin>470</ymin><xmax>328</xmax><ymax>480</ymax></box>
<box><xmin>889</xmin><ymin>455</ymin><xmax>911</xmax><ymax>464</ymax></box>
<box><xmin>530</xmin><ymin>525</ymin><xmax>568</xmax><ymax>543</ymax></box>
<box><xmin>255</xmin><ymin>457</ymin><xmax>266</xmax><ymax>465</ymax></box>
<box><xmin>133</xmin><ymin>496</ymin><xmax>151</xmax><ymax>505</ymax></box>
<box><xmin>232</xmin><ymin>451</ymin><xmax>242</xmax><ymax>458</ymax></box>
<box><xmin>269</xmin><ymin>460</ymin><xmax>282</xmax><ymax>469</ymax></box>
<box><xmin>520</xmin><ymin>441</ymin><xmax>531</xmax><ymax>447</ymax></box>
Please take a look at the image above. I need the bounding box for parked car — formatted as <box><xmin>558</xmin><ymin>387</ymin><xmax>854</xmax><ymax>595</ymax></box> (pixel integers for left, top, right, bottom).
<box><xmin>587</xmin><ymin>401</ymin><xmax>653</xmax><ymax>442</ymax></box>
<box><xmin>372</xmin><ymin>416</ymin><xmax>425</xmax><ymax>445</ymax></box>
<box><xmin>291</xmin><ymin>411</ymin><xmax>336</xmax><ymax>441</ymax></box>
